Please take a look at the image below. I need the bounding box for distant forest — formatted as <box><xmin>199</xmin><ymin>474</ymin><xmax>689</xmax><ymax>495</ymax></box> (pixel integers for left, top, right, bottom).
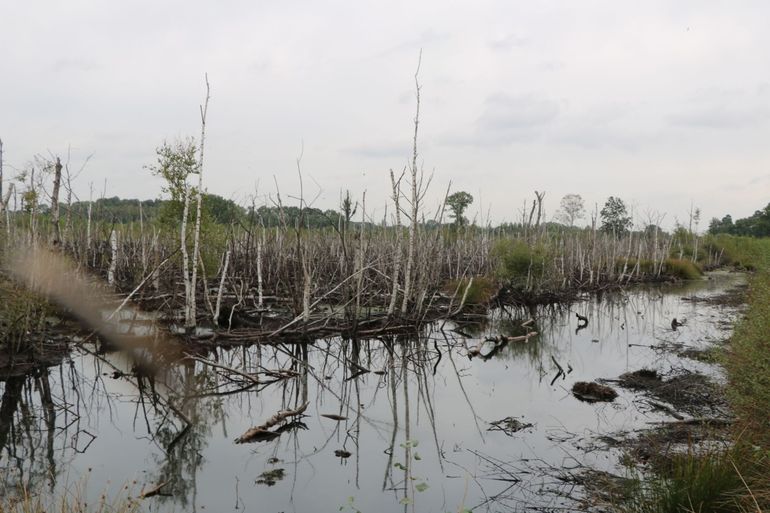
<box><xmin>65</xmin><ymin>195</ymin><xmax>347</xmax><ymax>228</ymax></box>
<box><xmin>35</xmin><ymin>195</ymin><xmax>770</xmax><ymax>238</ymax></box>
<box><xmin>708</xmin><ymin>203</ymin><xmax>770</xmax><ymax>237</ymax></box>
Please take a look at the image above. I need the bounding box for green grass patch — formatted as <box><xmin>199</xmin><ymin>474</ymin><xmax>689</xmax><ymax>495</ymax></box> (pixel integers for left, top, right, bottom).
<box><xmin>662</xmin><ymin>258</ymin><xmax>703</xmax><ymax>280</ymax></box>
<box><xmin>705</xmin><ymin>234</ymin><xmax>770</xmax><ymax>271</ymax></box>
<box><xmin>726</xmin><ymin>270</ymin><xmax>770</xmax><ymax>451</ymax></box>
<box><xmin>622</xmin><ymin>450</ymin><xmax>750</xmax><ymax>513</ymax></box>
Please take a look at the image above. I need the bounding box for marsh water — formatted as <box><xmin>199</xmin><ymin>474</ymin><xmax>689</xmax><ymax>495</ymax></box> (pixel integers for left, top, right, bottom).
<box><xmin>0</xmin><ymin>273</ymin><xmax>745</xmax><ymax>512</ymax></box>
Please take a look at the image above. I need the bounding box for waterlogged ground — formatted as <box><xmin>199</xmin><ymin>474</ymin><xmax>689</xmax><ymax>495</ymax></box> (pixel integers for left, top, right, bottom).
<box><xmin>0</xmin><ymin>272</ymin><xmax>746</xmax><ymax>512</ymax></box>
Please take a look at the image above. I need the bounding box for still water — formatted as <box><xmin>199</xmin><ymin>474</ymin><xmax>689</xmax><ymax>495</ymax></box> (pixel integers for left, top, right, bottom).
<box><xmin>0</xmin><ymin>273</ymin><xmax>745</xmax><ymax>512</ymax></box>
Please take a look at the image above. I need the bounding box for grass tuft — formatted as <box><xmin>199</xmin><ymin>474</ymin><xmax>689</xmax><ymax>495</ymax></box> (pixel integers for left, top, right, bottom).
<box><xmin>622</xmin><ymin>450</ymin><xmax>747</xmax><ymax>513</ymax></box>
<box><xmin>662</xmin><ymin>258</ymin><xmax>703</xmax><ymax>280</ymax></box>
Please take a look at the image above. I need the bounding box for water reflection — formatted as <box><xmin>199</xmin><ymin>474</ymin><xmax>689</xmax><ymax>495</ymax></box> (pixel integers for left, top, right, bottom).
<box><xmin>0</xmin><ymin>273</ymin><xmax>746</xmax><ymax>512</ymax></box>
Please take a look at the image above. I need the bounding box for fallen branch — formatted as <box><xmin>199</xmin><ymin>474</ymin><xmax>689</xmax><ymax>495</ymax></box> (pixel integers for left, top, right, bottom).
<box><xmin>186</xmin><ymin>354</ymin><xmax>260</xmax><ymax>384</ymax></box>
<box><xmin>235</xmin><ymin>401</ymin><xmax>310</xmax><ymax>444</ymax></box>
<box><xmin>138</xmin><ymin>481</ymin><xmax>169</xmax><ymax>499</ymax></box>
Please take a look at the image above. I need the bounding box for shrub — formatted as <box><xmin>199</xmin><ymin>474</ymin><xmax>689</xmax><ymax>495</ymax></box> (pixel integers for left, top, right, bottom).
<box><xmin>492</xmin><ymin>239</ymin><xmax>552</xmax><ymax>288</ymax></box>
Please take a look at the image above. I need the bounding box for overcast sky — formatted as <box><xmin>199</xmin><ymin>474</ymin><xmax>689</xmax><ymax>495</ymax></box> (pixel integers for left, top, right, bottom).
<box><xmin>2</xmin><ymin>1</ymin><xmax>770</xmax><ymax>228</ymax></box>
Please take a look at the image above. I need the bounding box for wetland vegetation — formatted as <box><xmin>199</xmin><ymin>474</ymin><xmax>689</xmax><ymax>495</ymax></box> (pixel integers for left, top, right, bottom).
<box><xmin>1</xmin><ymin>86</ymin><xmax>769</xmax><ymax>513</ymax></box>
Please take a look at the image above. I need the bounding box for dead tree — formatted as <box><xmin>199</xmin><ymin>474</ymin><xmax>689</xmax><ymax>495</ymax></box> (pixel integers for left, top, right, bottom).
<box><xmin>1</xmin><ymin>182</ymin><xmax>13</xmax><ymax>237</ymax></box>
<box><xmin>50</xmin><ymin>157</ymin><xmax>63</xmax><ymax>246</ymax></box>
<box><xmin>387</xmin><ymin>169</ymin><xmax>404</xmax><ymax>316</ymax></box>
<box><xmin>0</xmin><ymin>138</ymin><xmax>11</xmax><ymax>236</ymax></box>
<box><xmin>108</xmin><ymin>229</ymin><xmax>117</xmax><ymax>285</ymax></box>
<box><xmin>401</xmin><ymin>51</ymin><xmax>422</xmax><ymax>316</ymax></box>
<box><xmin>188</xmin><ymin>75</ymin><xmax>211</xmax><ymax>330</ymax></box>
<box><xmin>182</xmin><ymin>75</ymin><xmax>211</xmax><ymax>331</ymax></box>
<box><xmin>534</xmin><ymin>190</ymin><xmax>546</xmax><ymax>229</ymax></box>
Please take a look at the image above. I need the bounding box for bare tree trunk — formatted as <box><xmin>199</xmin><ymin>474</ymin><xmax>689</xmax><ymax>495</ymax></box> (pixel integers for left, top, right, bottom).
<box><xmin>214</xmin><ymin>248</ymin><xmax>231</xmax><ymax>325</ymax></box>
<box><xmin>152</xmin><ymin>229</ymin><xmax>160</xmax><ymax>291</ymax></box>
<box><xmin>108</xmin><ymin>229</ymin><xmax>117</xmax><ymax>286</ymax></box>
<box><xmin>63</xmin><ymin>164</ymin><xmax>73</xmax><ymax>246</ymax></box>
<box><xmin>28</xmin><ymin>168</ymin><xmax>37</xmax><ymax>243</ymax></box>
<box><xmin>139</xmin><ymin>200</ymin><xmax>146</xmax><ymax>274</ymax></box>
<box><xmin>301</xmin><ymin>249</ymin><xmax>311</xmax><ymax>323</ymax></box>
<box><xmin>1</xmin><ymin>183</ymin><xmax>13</xmax><ymax>238</ymax></box>
<box><xmin>401</xmin><ymin>53</ymin><xmax>421</xmax><ymax>316</ymax></box>
<box><xmin>355</xmin><ymin>192</ymin><xmax>366</xmax><ymax>323</ymax></box>
<box><xmin>257</xmin><ymin>225</ymin><xmax>264</xmax><ymax>308</ymax></box>
<box><xmin>0</xmin><ymin>138</ymin><xmax>9</xmax><ymax>236</ymax></box>
<box><xmin>187</xmin><ymin>74</ymin><xmax>211</xmax><ymax>331</ymax></box>
<box><xmin>50</xmin><ymin>157</ymin><xmax>62</xmax><ymax>246</ymax></box>
<box><xmin>534</xmin><ymin>191</ymin><xmax>545</xmax><ymax>229</ymax></box>
<box><xmin>387</xmin><ymin>170</ymin><xmax>403</xmax><ymax>316</ymax></box>
<box><xmin>86</xmin><ymin>183</ymin><xmax>93</xmax><ymax>259</ymax></box>
<box><xmin>181</xmin><ymin>183</ymin><xmax>193</xmax><ymax>327</ymax></box>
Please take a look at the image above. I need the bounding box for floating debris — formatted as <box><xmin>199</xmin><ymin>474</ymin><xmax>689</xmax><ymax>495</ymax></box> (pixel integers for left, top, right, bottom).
<box><xmin>488</xmin><ymin>416</ymin><xmax>534</xmax><ymax>436</ymax></box>
<box><xmin>617</xmin><ymin>369</ymin><xmax>661</xmax><ymax>390</ymax></box>
<box><xmin>256</xmin><ymin>468</ymin><xmax>286</xmax><ymax>486</ymax></box>
<box><xmin>572</xmin><ymin>381</ymin><xmax>618</xmax><ymax>402</ymax></box>
<box><xmin>615</xmin><ymin>369</ymin><xmax>726</xmax><ymax>417</ymax></box>
<box><xmin>321</xmin><ymin>413</ymin><xmax>347</xmax><ymax>421</ymax></box>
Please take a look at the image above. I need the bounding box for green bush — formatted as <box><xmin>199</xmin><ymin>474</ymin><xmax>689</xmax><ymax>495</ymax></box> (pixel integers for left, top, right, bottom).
<box><xmin>492</xmin><ymin>239</ymin><xmax>551</xmax><ymax>287</ymax></box>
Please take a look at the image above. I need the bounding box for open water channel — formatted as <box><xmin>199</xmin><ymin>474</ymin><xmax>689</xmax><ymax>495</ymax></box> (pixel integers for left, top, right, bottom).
<box><xmin>0</xmin><ymin>272</ymin><xmax>745</xmax><ymax>512</ymax></box>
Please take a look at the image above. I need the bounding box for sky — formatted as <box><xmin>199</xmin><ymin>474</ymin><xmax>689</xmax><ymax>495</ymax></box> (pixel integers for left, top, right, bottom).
<box><xmin>2</xmin><ymin>0</ymin><xmax>770</xmax><ymax>229</ymax></box>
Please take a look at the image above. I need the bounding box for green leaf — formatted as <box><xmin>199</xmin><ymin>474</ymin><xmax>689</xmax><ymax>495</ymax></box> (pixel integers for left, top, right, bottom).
<box><xmin>415</xmin><ymin>482</ymin><xmax>429</xmax><ymax>492</ymax></box>
<box><xmin>414</xmin><ymin>452</ymin><xmax>421</xmax><ymax>460</ymax></box>
<box><xmin>394</xmin><ymin>462</ymin><xmax>406</xmax><ymax>470</ymax></box>
<box><xmin>399</xmin><ymin>497</ymin><xmax>413</xmax><ymax>505</ymax></box>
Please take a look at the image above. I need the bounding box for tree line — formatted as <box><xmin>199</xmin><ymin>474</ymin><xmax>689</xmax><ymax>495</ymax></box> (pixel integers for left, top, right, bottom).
<box><xmin>708</xmin><ymin>204</ymin><xmax>770</xmax><ymax>238</ymax></box>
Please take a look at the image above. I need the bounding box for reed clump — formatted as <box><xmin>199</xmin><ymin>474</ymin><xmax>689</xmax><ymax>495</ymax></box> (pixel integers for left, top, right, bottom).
<box><xmin>621</xmin><ymin>449</ymin><xmax>753</xmax><ymax>513</ymax></box>
<box><xmin>661</xmin><ymin>258</ymin><xmax>703</xmax><ymax>280</ymax></box>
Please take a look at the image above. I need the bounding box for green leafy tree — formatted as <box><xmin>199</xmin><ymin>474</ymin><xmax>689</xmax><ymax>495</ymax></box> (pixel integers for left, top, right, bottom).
<box><xmin>146</xmin><ymin>138</ymin><xmax>200</xmax><ymax>226</ymax></box>
<box><xmin>600</xmin><ymin>196</ymin><xmax>632</xmax><ymax>236</ymax></box>
<box><xmin>204</xmin><ymin>194</ymin><xmax>244</xmax><ymax>225</ymax></box>
<box><xmin>148</xmin><ymin>138</ymin><xmax>198</xmax><ymax>202</ymax></box>
<box><xmin>708</xmin><ymin>205</ymin><xmax>770</xmax><ymax>237</ymax></box>
<box><xmin>446</xmin><ymin>191</ymin><xmax>473</xmax><ymax>226</ymax></box>
<box><xmin>709</xmin><ymin>215</ymin><xmax>734</xmax><ymax>235</ymax></box>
